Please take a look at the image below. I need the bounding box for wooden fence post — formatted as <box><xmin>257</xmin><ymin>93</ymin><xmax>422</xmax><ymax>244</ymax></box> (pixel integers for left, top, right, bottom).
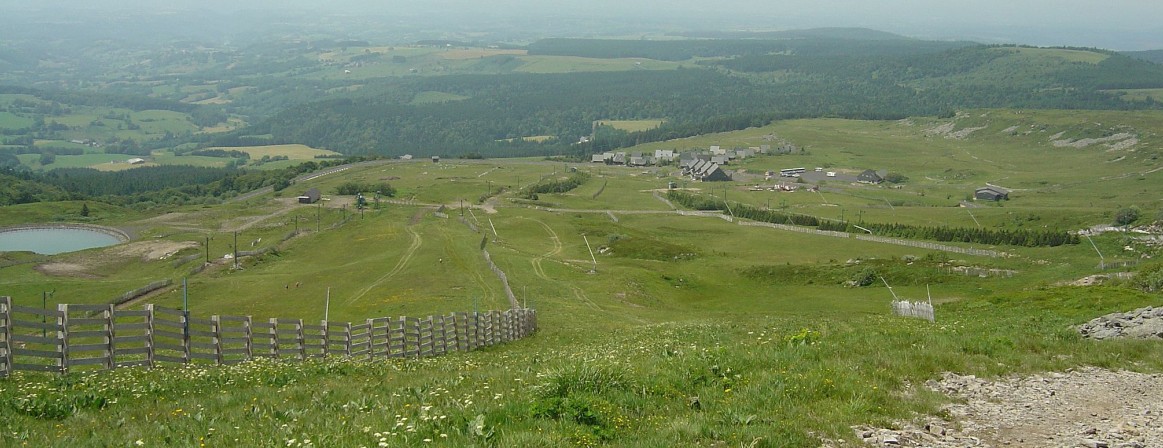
<box><xmin>393</xmin><ymin>317</ymin><xmax>404</xmax><ymax>358</ymax></box>
<box><xmin>419</xmin><ymin>316</ymin><xmax>433</xmax><ymax>357</ymax></box>
<box><xmin>57</xmin><ymin>304</ymin><xmax>69</xmax><ymax>374</ymax></box>
<box><xmin>343</xmin><ymin>322</ymin><xmax>352</xmax><ymax>356</ymax></box>
<box><xmin>321</xmin><ymin>320</ymin><xmax>330</xmax><ymax>357</ymax></box>
<box><xmin>492</xmin><ymin>311</ymin><xmax>501</xmax><ymax>345</ymax></box>
<box><xmin>144</xmin><ymin>305</ymin><xmax>155</xmax><ymax>368</ymax></box>
<box><xmin>448</xmin><ymin>313</ymin><xmax>457</xmax><ymax>352</ymax></box>
<box><xmin>181</xmin><ymin>309</ymin><xmax>191</xmax><ymax>364</ymax></box>
<box><xmin>211</xmin><ymin>316</ymin><xmax>223</xmax><ymax>365</ymax></box>
<box><xmin>470</xmin><ymin>312</ymin><xmax>480</xmax><ymax>351</ymax></box>
<box><xmin>433</xmin><ymin>315</ymin><xmax>445</xmax><ymax>356</ymax></box>
<box><xmin>243</xmin><ymin>316</ymin><xmax>253</xmax><ymax>362</ymax></box>
<box><xmin>365</xmin><ymin>318</ymin><xmax>374</xmax><ymax>360</ymax></box>
<box><xmin>295</xmin><ymin>319</ymin><xmax>306</xmax><ymax>360</ymax></box>
<box><xmin>1</xmin><ymin>297</ymin><xmax>10</xmax><ymax>377</ymax></box>
<box><xmin>105</xmin><ymin>304</ymin><xmax>115</xmax><ymax>370</ymax></box>
<box><xmin>269</xmin><ymin>318</ymin><xmax>279</xmax><ymax>358</ymax></box>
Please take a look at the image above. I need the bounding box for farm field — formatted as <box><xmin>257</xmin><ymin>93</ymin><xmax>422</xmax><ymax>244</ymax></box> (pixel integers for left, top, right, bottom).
<box><xmin>213</xmin><ymin>144</ymin><xmax>342</xmax><ymax>161</ymax></box>
<box><xmin>3</xmin><ymin>110</ymin><xmax>1163</xmax><ymax>446</ymax></box>
<box><xmin>597</xmin><ymin>119</ymin><xmax>667</xmax><ymax>132</ymax></box>
<box><xmin>298</xmin><ymin>45</ymin><xmax>688</xmax><ymax>80</ymax></box>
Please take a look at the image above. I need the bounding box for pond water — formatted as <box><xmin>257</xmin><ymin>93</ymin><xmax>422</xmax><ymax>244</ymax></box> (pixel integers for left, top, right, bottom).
<box><xmin>0</xmin><ymin>228</ymin><xmax>124</xmax><ymax>255</ymax></box>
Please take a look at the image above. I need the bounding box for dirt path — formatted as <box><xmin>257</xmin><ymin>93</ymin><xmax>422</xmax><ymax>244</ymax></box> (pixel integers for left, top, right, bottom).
<box><xmin>518</xmin><ymin>217</ymin><xmax>562</xmax><ymax>281</ymax></box>
<box><xmin>345</xmin><ymin>225</ymin><xmax>422</xmax><ymax>304</ymax></box>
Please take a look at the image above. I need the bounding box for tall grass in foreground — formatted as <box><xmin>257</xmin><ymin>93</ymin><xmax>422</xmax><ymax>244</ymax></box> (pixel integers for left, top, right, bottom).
<box><xmin>1</xmin><ymin>286</ymin><xmax>1161</xmax><ymax>447</ymax></box>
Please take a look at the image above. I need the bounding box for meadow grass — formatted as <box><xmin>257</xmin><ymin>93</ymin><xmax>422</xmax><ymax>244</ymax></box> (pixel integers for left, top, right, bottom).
<box><xmin>3</xmin><ymin>110</ymin><xmax>1163</xmax><ymax>446</ymax></box>
<box><xmin>0</xmin><ymin>111</ymin><xmax>34</xmax><ymax>129</ymax></box>
<box><xmin>1</xmin><ymin>286</ymin><xmax>1160</xmax><ymax>448</ymax></box>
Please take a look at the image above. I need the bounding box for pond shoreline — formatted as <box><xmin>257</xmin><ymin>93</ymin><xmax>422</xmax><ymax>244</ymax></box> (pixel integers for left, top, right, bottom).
<box><xmin>0</xmin><ymin>223</ymin><xmax>131</xmax><ymax>243</ymax></box>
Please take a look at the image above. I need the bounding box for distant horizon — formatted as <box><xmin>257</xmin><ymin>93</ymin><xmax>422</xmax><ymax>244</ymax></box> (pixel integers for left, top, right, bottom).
<box><xmin>1</xmin><ymin>0</ymin><xmax>1160</xmax><ymax>51</ymax></box>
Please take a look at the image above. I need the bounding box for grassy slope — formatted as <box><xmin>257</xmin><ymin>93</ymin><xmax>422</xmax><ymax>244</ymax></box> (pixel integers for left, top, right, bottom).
<box><xmin>3</xmin><ymin>110</ymin><xmax>1163</xmax><ymax>447</ymax></box>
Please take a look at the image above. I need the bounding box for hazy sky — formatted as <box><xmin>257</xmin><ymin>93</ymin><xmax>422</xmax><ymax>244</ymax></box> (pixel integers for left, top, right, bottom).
<box><xmin>6</xmin><ymin>0</ymin><xmax>1163</xmax><ymax>50</ymax></box>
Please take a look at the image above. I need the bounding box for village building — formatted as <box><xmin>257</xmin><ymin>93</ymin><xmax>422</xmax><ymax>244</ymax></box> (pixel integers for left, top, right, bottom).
<box><xmin>857</xmin><ymin>169</ymin><xmax>884</xmax><ymax>184</ymax></box>
<box><xmin>298</xmin><ymin>188</ymin><xmax>321</xmax><ymax>204</ymax></box>
<box><xmin>684</xmin><ymin>160</ymin><xmax>731</xmax><ymax>182</ymax></box>
<box><xmin>975</xmin><ymin>186</ymin><xmax>1010</xmax><ymax>201</ymax></box>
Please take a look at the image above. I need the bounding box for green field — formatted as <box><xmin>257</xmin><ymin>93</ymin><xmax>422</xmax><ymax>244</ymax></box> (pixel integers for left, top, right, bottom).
<box><xmin>410</xmin><ymin>91</ymin><xmax>472</xmax><ymax>104</ymax></box>
<box><xmin>597</xmin><ymin>119</ymin><xmax>667</xmax><ymax>132</ymax></box>
<box><xmin>1010</xmin><ymin>47</ymin><xmax>1110</xmax><ymax>64</ymax></box>
<box><xmin>3</xmin><ymin>110</ymin><xmax>1163</xmax><ymax>446</ymax></box>
<box><xmin>216</xmin><ymin>144</ymin><xmax>342</xmax><ymax>160</ymax></box>
<box><xmin>298</xmin><ymin>46</ymin><xmax>689</xmax><ymax>80</ymax></box>
<box><xmin>1106</xmin><ymin>88</ymin><xmax>1163</xmax><ymax>102</ymax></box>
<box><xmin>515</xmin><ymin>56</ymin><xmax>686</xmax><ymax>74</ymax></box>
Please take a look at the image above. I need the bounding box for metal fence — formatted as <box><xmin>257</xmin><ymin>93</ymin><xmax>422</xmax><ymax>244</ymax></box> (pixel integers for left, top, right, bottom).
<box><xmin>0</xmin><ymin>296</ymin><xmax>536</xmax><ymax>377</ymax></box>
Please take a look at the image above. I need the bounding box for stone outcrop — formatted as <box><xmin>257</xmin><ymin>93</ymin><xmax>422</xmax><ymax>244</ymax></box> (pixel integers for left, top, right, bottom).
<box><xmin>1078</xmin><ymin>306</ymin><xmax>1163</xmax><ymax>340</ymax></box>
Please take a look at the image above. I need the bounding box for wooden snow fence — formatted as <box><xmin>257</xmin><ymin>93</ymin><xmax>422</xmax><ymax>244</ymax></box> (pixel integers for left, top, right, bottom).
<box><xmin>891</xmin><ymin>300</ymin><xmax>935</xmax><ymax>322</ymax></box>
<box><xmin>0</xmin><ymin>296</ymin><xmax>536</xmax><ymax>377</ymax></box>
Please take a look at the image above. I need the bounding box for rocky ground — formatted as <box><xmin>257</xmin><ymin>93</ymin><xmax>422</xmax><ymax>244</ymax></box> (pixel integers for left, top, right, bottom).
<box><xmin>1078</xmin><ymin>306</ymin><xmax>1163</xmax><ymax>340</ymax></box>
<box><xmin>825</xmin><ymin>308</ymin><xmax>1163</xmax><ymax>448</ymax></box>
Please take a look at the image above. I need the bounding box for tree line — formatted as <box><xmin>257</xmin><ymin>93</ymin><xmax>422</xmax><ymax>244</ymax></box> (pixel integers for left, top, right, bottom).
<box><xmin>0</xmin><ymin>156</ymin><xmax>377</xmax><ymax>208</ymax></box>
<box><xmin>666</xmin><ymin>190</ymin><xmax>1078</xmax><ymax>248</ymax></box>
<box><xmin>519</xmin><ymin>171</ymin><xmax>591</xmax><ymax>199</ymax></box>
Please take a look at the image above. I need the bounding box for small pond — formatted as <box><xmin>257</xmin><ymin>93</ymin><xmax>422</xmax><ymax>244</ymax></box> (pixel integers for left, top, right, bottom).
<box><xmin>0</xmin><ymin>227</ymin><xmax>126</xmax><ymax>255</ymax></box>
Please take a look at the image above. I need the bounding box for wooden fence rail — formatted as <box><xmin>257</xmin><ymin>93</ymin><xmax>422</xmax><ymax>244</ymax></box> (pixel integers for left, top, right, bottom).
<box><xmin>0</xmin><ymin>297</ymin><xmax>535</xmax><ymax>377</ymax></box>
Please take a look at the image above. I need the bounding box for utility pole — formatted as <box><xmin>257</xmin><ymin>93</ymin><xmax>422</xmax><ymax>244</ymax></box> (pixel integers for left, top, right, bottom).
<box><xmin>233</xmin><ymin>231</ymin><xmax>238</xmax><ymax>269</ymax></box>
<box><xmin>204</xmin><ymin>235</ymin><xmax>210</xmax><ymax>264</ymax></box>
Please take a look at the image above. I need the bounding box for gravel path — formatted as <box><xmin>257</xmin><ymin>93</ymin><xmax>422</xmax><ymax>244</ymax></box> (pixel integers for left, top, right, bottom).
<box><xmin>834</xmin><ymin>367</ymin><xmax>1163</xmax><ymax>448</ymax></box>
<box><xmin>826</xmin><ymin>307</ymin><xmax>1163</xmax><ymax>448</ymax></box>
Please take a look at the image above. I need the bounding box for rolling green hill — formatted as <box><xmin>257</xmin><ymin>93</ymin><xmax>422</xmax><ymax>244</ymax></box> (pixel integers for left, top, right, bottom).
<box><xmin>4</xmin><ymin>110</ymin><xmax>1163</xmax><ymax>446</ymax></box>
<box><xmin>248</xmin><ymin>43</ymin><xmax>1163</xmax><ymax>159</ymax></box>
<box><xmin>1125</xmin><ymin>49</ymin><xmax>1163</xmax><ymax>64</ymax></box>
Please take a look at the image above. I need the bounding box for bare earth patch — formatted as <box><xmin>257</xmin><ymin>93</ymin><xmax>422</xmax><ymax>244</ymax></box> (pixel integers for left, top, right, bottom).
<box><xmin>1051</xmin><ymin>132</ymin><xmax>1137</xmax><ymax>149</ymax></box>
<box><xmin>35</xmin><ymin>262</ymin><xmax>99</xmax><ymax>278</ymax></box>
<box><xmin>110</xmin><ymin>240</ymin><xmax>199</xmax><ymax>261</ymax></box>
<box><xmin>829</xmin><ymin>368</ymin><xmax>1163</xmax><ymax>447</ymax></box>
<box><xmin>923</xmin><ymin>122</ymin><xmax>987</xmax><ymax>140</ymax></box>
